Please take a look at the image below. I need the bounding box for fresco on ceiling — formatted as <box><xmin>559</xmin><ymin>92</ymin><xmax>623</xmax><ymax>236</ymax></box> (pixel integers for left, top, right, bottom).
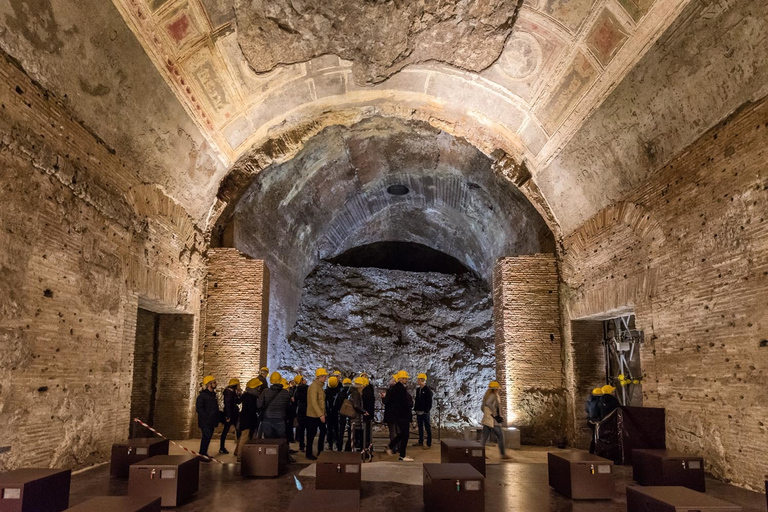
<box><xmin>113</xmin><ymin>0</ymin><xmax>687</xmax><ymax>165</ymax></box>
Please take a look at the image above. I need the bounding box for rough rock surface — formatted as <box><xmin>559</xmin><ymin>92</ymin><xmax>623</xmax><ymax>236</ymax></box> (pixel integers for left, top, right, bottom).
<box><xmin>281</xmin><ymin>262</ymin><xmax>494</xmax><ymax>425</ymax></box>
<box><xmin>235</xmin><ymin>0</ymin><xmax>523</xmax><ymax>84</ymax></box>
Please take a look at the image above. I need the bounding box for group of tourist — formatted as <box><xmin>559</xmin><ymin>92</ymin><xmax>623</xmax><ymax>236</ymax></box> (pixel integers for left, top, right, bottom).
<box><xmin>194</xmin><ymin>367</ymin><xmax>439</xmax><ymax>462</ymax></box>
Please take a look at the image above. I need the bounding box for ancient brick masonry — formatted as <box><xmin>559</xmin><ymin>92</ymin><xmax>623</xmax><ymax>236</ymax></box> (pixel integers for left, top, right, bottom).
<box><xmin>493</xmin><ymin>254</ymin><xmax>565</xmax><ymax>445</ymax></box>
<box><xmin>202</xmin><ymin>249</ymin><xmax>269</xmax><ymax>384</ymax></box>
<box><xmin>0</xmin><ymin>53</ymin><xmax>204</xmax><ymax>470</ymax></box>
<box><xmin>561</xmin><ymin>97</ymin><xmax>768</xmax><ymax>491</ymax></box>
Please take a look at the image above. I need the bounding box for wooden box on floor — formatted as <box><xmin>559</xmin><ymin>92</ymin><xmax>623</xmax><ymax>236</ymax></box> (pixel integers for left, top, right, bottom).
<box><xmin>65</xmin><ymin>496</ymin><xmax>162</xmax><ymax>512</ymax></box>
<box><xmin>0</xmin><ymin>468</ymin><xmax>71</xmax><ymax>512</ymax></box>
<box><xmin>547</xmin><ymin>451</ymin><xmax>614</xmax><ymax>499</ymax></box>
<box><xmin>440</xmin><ymin>439</ymin><xmax>486</xmax><ymax>476</ymax></box>
<box><xmin>288</xmin><ymin>490</ymin><xmax>359</xmax><ymax>512</ymax></box>
<box><xmin>626</xmin><ymin>486</ymin><xmax>741</xmax><ymax>512</ymax></box>
<box><xmin>241</xmin><ymin>439</ymin><xmax>287</xmax><ymax>477</ymax></box>
<box><xmin>110</xmin><ymin>438</ymin><xmax>170</xmax><ymax>478</ymax></box>
<box><xmin>315</xmin><ymin>452</ymin><xmax>361</xmax><ymax>490</ymax></box>
<box><xmin>127</xmin><ymin>455</ymin><xmax>199</xmax><ymax>507</ymax></box>
<box><xmin>423</xmin><ymin>463</ymin><xmax>484</xmax><ymax>512</ymax></box>
<box><xmin>632</xmin><ymin>449</ymin><xmax>706</xmax><ymax>492</ymax></box>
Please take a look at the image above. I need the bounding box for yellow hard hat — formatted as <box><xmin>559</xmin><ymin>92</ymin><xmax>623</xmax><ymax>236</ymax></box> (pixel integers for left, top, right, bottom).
<box><xmin>489</xmin><ymin>381</ymin><xmax>501</xmax><ymax>389</ymax></box>
<box><xmin>592</xmin><ymin>388</ymin><xmax>604</xmax><ymax>396</ymax></box>
<box><xmin>294</xmin><ymin>375</ymin><xmax>304</xmax><ymax>385</ymax></box>
<box><xmin>328</xmin><ymin>376</ymin><xmax>339</xmax><ymax>388</ymax></box>
<box><xmin>333</xmin><ymin>370</ymin><xmax>342</xmax><ymax>376</ymax></box>
<box><xmin>281</xmin><ymin>378</ymin><xmax>289</xmax><ymax>389</ymax></box>
<box><xmin>392</xmin><ymin>374</ymin><xmax>398</xmax><ymax>380</ymax></box>
<box><xmin>417</xmin><ymin>373</ymin><xmax>427</xmax><ymax>381</ymax></box>
<box><xmin>361</xmin><ymin>377</ymin><xmax>370</xmax><ymax>386</ymax></box>
<box><xmin>353</xmin><ymin>377</ymin><xmax>366</xmax><ymax>386</ymax></box>
<box><xmin>228</xmin><ymin>378</ymin><xmax>240</xmax><ymax>387</ymax></box>
<box><xmin>260</xmin><ymin>367</ymin><xmax>269</xmax><ymax>373</ymax></box>
<box><xmin>618</xmin><ymin>374</ymin><xmax>625</xmax><ymax>381</ymax></box>
<box><xmin>315</xmin><ymin>367</ymin><xmax>329</xmax><ymax>377</ymax></box>
<box><xmin>396</xmin><ymin>370</ymin><xmax>409</xmax><ymax>380</ymax></box>
<box><xmin>202</xmin><ymin>375</ymin><xmax>215</xmax><ymax>386</ymax></box>
<box><xmin>246</xmin><ymin>378</ymin><xmax>260</xmax><ymax>389</ymax></box>
<box><xmin>601</xmin><ymin>384</ymin><xmax>616</xmax><ymax>394</ymax></box>
<box><xmin>270</xmin><ymin>371</ymin><xmax>282</xmax><ymax>384</ymax></box>
<box><xmin>342</xmin><ymin>378</ymin><xmax>352</xmax><ymax>385</ymax></box>
<box><xmin>360</xmin><ymin>372</ymin><xmax>369</xmax><ymax>378</ymax></box>
<box><xmin>632</xmin><ymin>379</ymin><xmax>640</xmax><ymax>385</ymax></box>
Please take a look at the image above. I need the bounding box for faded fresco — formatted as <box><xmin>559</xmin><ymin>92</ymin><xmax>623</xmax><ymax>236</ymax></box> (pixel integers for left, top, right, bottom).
<box><xmin>111</xmin><ymin>0</ymin><xmax>690</xmax><ymax>165</ymax></box>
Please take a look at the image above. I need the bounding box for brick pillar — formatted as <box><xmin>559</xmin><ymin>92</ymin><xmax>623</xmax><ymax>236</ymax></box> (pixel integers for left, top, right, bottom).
<box><xmin>203</xmin><ymin>249</ymin><xmax>270</xmax><ymax>385</ymax></box>
<box><xmin>493</xmin><ymin>254</ymin><xmax>566</xmax><ymax>445</ymax></box>
<box><xmin>153</xmin><ymin>314</ymin><xmax>196</xmax><ymax>439</ymax></box>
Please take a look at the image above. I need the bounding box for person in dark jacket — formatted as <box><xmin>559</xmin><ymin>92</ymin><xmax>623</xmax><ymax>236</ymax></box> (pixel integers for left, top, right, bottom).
<box><xmin>413</xmin><ymin>372</ymin><xmax>433</xmax><ymax>448</ymax></box>
<box><xmin>349</xmin><ymin>378</ymin><xmax>369</xmax><ymax>451</ymax></box>
<box><xmin>360</xmin><ymin>373</ymin><xmax>375</xmax><ymax>451</ymax></box>
<box><xmin>381</xmin><ymin>374</ymin><xmax>398</xmax><ymax>443</ymax></box>
<box><xmin>585</xmin><ymin>387</ymin><xmax>603</xmax><ymax>454</ymax></box>
<box><xmin>258</xmin><ymin>372</ymin><xmax>292</xmax><ymax>439</ymax></box>
<box><xmin>256</xmin><ymin>366</ymin><xmax>269</xmax><ymax>395</ymax></box>
<box><xmin>235</xmin><ymin>378</ymin><xmax>261</xmax><ymax>459</ymax></box>
<box><xmin>286</xmin><ymin>378</ymin><xmax>297</xmax><ymax>444</ymax></box>
<box><xmin>325</xmin><ymin>376</ymin><xmax>341</xmax><ymax>450</ymax></box>
<box><xmin>293</xmin><ymin>375</ymin><xmax>308</xmax><ymax>451</ymax></box>
<box><xmin>383</xmin><ymin>371</ymin><xmax>414</xmax><ymax>461</ymax></box>
<box><xmin>597</xmin><ymin>384</ymin><xmax>620</xmax><ymax>420</ymax></box>
<box><xmin>195</xmin><ymin>375</ymin><xmax>219</xmax><ymax>461</ymax></box>
<box><xmin>220</xmin><ymin>378</ymin><xmax>242</xmax><ymax>454</ymax></box>
<box><xmin>336</xmin><ymin>378</ymin><xmax>352</xmax><ymax>451</ymax></box>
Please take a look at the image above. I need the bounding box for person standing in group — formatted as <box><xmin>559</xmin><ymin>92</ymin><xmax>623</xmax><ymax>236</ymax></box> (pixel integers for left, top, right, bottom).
<box><xmin>325</xmin><ymin>376</ymin><xmax>341</xmax><ymax>450</ymax></box>
<box><xmin>286</xmin><ymin>378</ymin><xmax>298</xmax><ymax>445</ymax></box>
<box><xmin>257</xmin><ymin>371</ymin><xmax>292</xmax><ymax>439</ymax></box>
<box><xmin>220</xmin><ymin>378</ymin><xmax>242</xmax><ymax>454</ymax></box>
<box><xmin>383</xmin><ymin>370</ymin><xmax>414</xmax><ymax>462</ymax></box>
<box><xmin>336</xmin><ymin>378</ymin><xmax>352</xmax><ymax>451</ymax></box>
<box><xmin>597</xmin><ymin>384</ymin><xmax>620</xmax><ymax>420</ymax></box>
<box><xmin>293</xmin><ymin>375</ymin><xmax>308</xmax><ymax>452</ymax></box>
<box><xmin>413</xmin><ymin>373</ymin><xmax>433</xmax><ymax>449</ymax></box>
<box><xmin>305</xmin><ymin>367</ymin><xmax>329</xmax><ymax>460</ymax></box>
<box><xmin>360</xmin><ymin>373</ymin><xmax>375</xmax><ymax>450</ymax></box>
<box><xmin>382</xmin><ymin>374</ymin><xmax>398</xmax><ymax>443</ymax></box>
<box><xmin>585</xmin><ymin>387</ymin><xmax>603</xmax><ymax>454</ymax></box>
<box><xmin>195</xmin><ymin>375</ymin><xmax>219</xmax><ymax>462</ymax></box>
<box><xmin>256</xmin><ymin>366</ymin><xmax>270</xmax><ymax>394</ymax></box>
<box><xmin>349</xmin><ymin>377</ymin><xmax>368</xmax><ymax>451</ymax></box>
<box><xmin>235</xmin><ymin>378</ymin><xmax>261</xmax><ymax>459</ymax></box>
<box><xmin>480</xmin><ymin>381</ymin><xmax>511</xmax><ymax>460</ymax></box>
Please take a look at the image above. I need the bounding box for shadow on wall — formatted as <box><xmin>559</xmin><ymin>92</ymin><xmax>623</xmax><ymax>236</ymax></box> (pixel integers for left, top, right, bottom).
<box><xmin>280</xmin><ymin>260</ymin><xmax>495</xmax><ymax>426</ymax></box>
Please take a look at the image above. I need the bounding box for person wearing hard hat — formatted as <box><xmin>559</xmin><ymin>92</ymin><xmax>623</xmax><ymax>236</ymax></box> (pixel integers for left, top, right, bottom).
<box><xmin>381</xmin><ymin>374</ymin><xmax>398</xmax><ymax>444</ymax></box>
<box><xmin>257</xmin><ymin>372</ymin><xmax>292</xmax><ymax>439</ymax></box>
<box><xmin>219</xmin><ymin>378</ymin><xmax>242</xmax><ymax>454</ymax></box>
<box><xmin>585</xmin><ymin>387</ymin><xmax>603</xmax><ymax>454</ymax></box>
<box><xmin>325</xmin><ymin>376</ymin><xmax>341</xmax><ymax>450</ymax></box>
<box><xmin>256</xmin><ymin>366</ymin><xmax>270</xmax><ymax>395</ymax></box>
<box><xmin>195</xmin><ymin>375</ymin><xmax>219</xmax><ymax>462</ymax></box>
<box><xmin>305</xmin><ymin>368</ymin><xmax>329</xmax><ymax>460</ymax></box>
<box><xmin>293</xmin><ymin>374</ymin><xmax>308</xmax><ymax>452</ymax></box>
<box><xmin>384</xmin><ymin>370</ymin><xmax>414</xmax><ymax>461</ymax></box>
<box><xmin>350</xmin><ymin>377</ymin><xmax>369</xmax><ymax>451</ymax></box>
<box><xmin>597</xmin><ymin>384</ymin><xmax>620</xmax><ymax>421</ymax></box>
<box><xmin>481</xmin><ymin>381</ymin><xmax>511</xmax><ymax>459</ymax></box>
<box><xmin>235</xmin><ymin>378</ymin><xmax>262</xmax><ymax>459</ymax></box>
<box><xmin>413</xmin><ymin>373</ymin><xmax>433</xmax><ymax>449</ymax></box>
<box><xmin>336</xmin><ymin>378</ymin><xmax>353</xmax><ymax>451</ymax></box>
<box><xmin>359</xmin><ymin>373</ymin><xmax>375</xmax><ymax>450</ymax></box>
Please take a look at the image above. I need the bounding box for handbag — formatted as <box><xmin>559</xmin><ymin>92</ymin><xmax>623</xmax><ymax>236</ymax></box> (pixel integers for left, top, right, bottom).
<box><xmin>339</xmin><ymin>398</ymin><xmax>358</xmax><ymax>418</ymax></box>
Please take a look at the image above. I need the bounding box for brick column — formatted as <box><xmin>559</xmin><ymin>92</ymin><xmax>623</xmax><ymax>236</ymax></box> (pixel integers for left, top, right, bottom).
<box><xmin>493</xmin><ymin>254</ymin><xmax>566</xmax><ymax>445</ymax></box>
<box><xmin>203</xmin><ymin>249</ymin><xmax>270</xmax><ymax>384</ymax></box>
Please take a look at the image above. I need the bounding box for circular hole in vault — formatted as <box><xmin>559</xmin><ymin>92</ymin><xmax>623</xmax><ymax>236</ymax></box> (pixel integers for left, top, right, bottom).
<box><xmin>386</xmin><ymin>184</ymin><xmax>410</xmax><ymax>196</ymax></box>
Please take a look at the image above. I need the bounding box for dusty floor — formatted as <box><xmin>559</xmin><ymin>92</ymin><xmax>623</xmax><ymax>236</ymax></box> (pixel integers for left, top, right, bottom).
<box><xmin>69</xmin><ymin>437</ymin><xmax>767</xmax><ymax>511</ymax></box>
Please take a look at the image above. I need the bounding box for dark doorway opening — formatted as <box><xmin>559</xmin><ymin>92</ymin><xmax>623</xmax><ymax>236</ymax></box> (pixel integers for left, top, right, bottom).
<box><xmin>328</xmin><ymin>241</ymin><xmax>471</xmax><ymax>275</ymax></box>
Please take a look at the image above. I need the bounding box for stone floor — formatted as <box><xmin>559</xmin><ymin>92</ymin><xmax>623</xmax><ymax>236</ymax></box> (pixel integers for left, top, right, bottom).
<box><xmin>69</xmin><ymin>437</ymin><xmax>767</xmax><ymax>511</ymax></box>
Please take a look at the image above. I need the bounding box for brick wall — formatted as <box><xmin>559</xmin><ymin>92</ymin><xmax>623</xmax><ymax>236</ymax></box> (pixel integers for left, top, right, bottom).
<box><xmin>0</xmin><ymin>53</ymin><xmax>203</xmax><ymax>471</ymax></box>
<box><xmin>565</xmin><ymin>320</ymin><xmax>606</xmax><ymax>448</ymax></box>
<box><xmin>561</xmin><ymin>97</ymin><xmax>768</xmax><ymax>490</ymax></box>
<box><xmin>203</xmin><ymin>249</ymin><xmax>269</xmax><ymax>385</ymax></box>
<box><xmin>153</xmin><ymin>314</ymin><xmax>196</xmax><ymax>439</ymax></box>
<box><xmin>493</xmin><ymin>254</ymin><xmax>565</xmax><ymax>444</ymax></box>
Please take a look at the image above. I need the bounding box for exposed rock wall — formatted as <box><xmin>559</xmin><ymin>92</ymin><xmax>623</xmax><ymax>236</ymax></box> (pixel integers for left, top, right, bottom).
<box><xmin>235</xmin><ymin>0</ymin><xmax>523</xmax><ymax>84</ymax></box>
<box><xmin>561</xmin><ymin>96</ymin><xmax>768</xmax><ymax>491</ymax></box>
<box><xmin>281</xmin><ymin>263</ymin><xmax>494</xmax><ymax>425</ymax></box>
